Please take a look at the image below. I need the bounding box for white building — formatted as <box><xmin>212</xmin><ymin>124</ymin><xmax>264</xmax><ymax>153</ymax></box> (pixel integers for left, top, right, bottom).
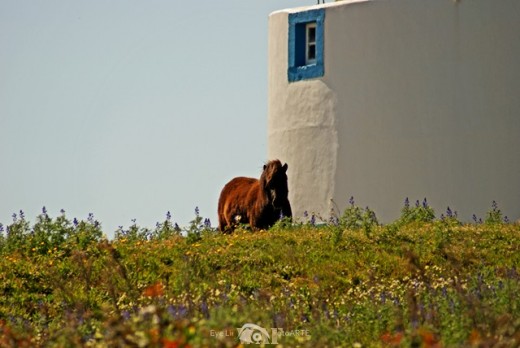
<box><xmin>267</xmin><ymin>0</ymin><xmax>520</xmax><ymax>223</ymax></box>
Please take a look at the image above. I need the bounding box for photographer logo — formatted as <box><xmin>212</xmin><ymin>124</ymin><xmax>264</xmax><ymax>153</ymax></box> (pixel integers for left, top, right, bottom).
<box><xmin>236</xmin><ymin>323</ymin><xmax>280</xmax><ymax>344</ymax></box>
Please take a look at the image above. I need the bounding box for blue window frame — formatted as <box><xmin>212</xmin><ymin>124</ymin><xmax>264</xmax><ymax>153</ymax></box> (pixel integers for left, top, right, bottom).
<box><xmin>288</xmin><ymin>9</ymin><xmax>325</xmax><ymax>82</ymax></box>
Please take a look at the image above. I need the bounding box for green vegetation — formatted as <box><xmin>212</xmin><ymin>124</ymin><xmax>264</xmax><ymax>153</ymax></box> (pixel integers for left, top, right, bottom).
<box><xmin>0</xmin><ymin>201</ymin><xmax>519</xmax><ymax>347</ymax></box>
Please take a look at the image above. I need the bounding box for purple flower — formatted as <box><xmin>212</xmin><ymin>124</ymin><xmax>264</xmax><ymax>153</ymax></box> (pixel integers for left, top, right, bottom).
<box><xmin>404</xmin><ymin>197</ymin><xmax>410</xmax><ymax>209</ymax></box>
<box><xmin>422</xmin><ymin>198</ymin><xmax>429</xmax><ymax>209</ymax></box>
<box><xmin>349</xmin><ymin>196</ymin><xmax>355</xmax><ymax>206</ymax></box>
<box><xmin>200</xmin><ymin>300</ymin><xmax>209</xmax><ymax>319</ymax></box>
<box><xmin>121</xmin><ymin>310</ymin><xmax>131</xmax><ymax>321</ymax></box>
<box><xmin>446</xmin><ymin>207</ymin><xmax>453</xmax><ymax>218</ymax></box>
<box><xmin>42</xmin><ymin>206</ymin><xmax>47</xmax><ymax>215</ymax></box>
<box><xmin>310</xmin><ymin>214</ymin><xmax>316</xmax><ymax>226</ymax></box>
<box><xmin>166</xmin><ymin>211</ymin><xmax>172</xmax><ymax>221</ymax></box>
<box><xmin>195</xmin><ymin>206</ymin><xmax>200</xmax><ymax>216</ymax></box>
<box><xmin>204</xmin><ymin>218</ymin><xmax>211</xmax><ymax>228</ymax></box>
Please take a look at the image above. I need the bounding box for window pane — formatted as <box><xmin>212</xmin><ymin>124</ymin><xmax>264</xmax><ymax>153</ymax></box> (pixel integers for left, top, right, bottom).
<box><xmin>307</xmin><ymin>44</ymin><xmax>316</xmax><ymax>61</ymax></box>
<box><xmin>308</xmin><ymin>26</ymin><xmax>316</xmax><ymax>43</ymax></box>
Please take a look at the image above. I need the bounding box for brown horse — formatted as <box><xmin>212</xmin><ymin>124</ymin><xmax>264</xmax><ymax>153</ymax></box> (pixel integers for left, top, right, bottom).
<box><xmin>218</xmin><ymin>160</ymin><xmax>292</xmax><ymax>232</ymax></box>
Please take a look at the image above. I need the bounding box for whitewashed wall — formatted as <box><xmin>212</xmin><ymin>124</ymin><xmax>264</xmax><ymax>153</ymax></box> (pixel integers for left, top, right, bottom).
<box><xmin>268</xmin><ymin>0</ymin><xmax>520</xmax><ymax>222</ymax></box>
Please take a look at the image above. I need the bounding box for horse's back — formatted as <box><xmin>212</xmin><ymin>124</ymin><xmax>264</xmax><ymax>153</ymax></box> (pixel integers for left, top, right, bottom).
<box><xmin>218</xmin><ymin>176</ymin><xmax>258</xmax><ymax>231</ymax></box>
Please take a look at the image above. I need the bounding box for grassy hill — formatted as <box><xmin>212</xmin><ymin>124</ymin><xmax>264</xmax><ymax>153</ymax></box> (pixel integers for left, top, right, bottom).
<box><xmin>0</xmin><ymin>202</ymin><xmax>519</xmax><ymax>347</ymax></box>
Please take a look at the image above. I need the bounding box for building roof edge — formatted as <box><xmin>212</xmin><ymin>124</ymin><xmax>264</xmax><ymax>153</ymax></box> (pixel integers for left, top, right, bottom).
<box><xmin>269</xmin><ymin>0</ymin><xmax>371</xmax><ymax>17</ymax></box>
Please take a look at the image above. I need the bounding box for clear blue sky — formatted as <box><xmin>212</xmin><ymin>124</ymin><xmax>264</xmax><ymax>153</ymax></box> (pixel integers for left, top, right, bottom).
<box><xmin>0</xmin><ymin>0</ymin><xmax>313</xmax><ymax>236</ymax></box>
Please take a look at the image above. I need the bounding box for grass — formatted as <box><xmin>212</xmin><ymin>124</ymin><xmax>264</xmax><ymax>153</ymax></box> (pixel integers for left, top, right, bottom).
<box><xmin>0</xmin><ymin>201</ymin><xmax>519</xmax><ymax>347</ymax></box>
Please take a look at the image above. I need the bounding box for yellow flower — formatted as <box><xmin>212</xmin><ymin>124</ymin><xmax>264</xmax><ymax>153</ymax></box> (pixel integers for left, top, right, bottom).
<box><xmin>188</xmin><ymin>325</ymin><xmax>196</xmax><ymax>335</ymax></box>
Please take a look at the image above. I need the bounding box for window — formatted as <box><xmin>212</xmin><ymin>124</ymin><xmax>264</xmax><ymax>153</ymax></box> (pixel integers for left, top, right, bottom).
<box><xmin>288</xmin><ymin>9</ymin><xmax>325</xmax><ymax>82</ymax></box>
<box><xmin>306</xmin><ymin>23</ymin><xmax>317</xmax><ymax>65</ymax></box>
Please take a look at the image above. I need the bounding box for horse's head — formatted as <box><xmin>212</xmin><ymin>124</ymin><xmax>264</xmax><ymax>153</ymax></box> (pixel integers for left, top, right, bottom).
<box><xmin>261</xmin><ymin>160</ymin><xmax>289</xmax><ymax>208</ymax></box>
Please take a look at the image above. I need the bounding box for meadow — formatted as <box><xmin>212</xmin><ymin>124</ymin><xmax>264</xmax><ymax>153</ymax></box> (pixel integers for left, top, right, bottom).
<box><xmin>0</xmin><ymin>199</ymin><xmax>519</xmax><ymax>347</ymax></box>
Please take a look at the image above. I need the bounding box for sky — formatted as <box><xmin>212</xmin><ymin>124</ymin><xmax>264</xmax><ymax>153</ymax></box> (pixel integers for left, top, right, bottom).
<box><xmin>0</xmin><ymin>0</ymin><xmax>315</xmax><ymax>237</ymax></box>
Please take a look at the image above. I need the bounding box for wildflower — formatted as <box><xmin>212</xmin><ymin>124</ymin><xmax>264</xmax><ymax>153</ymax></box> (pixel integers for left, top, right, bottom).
<box><xmin>195</xmin><ymin>206</ymin><xmax>200</xmax><ymax>216</ymax></box>
<box><xmin>349</xmin><ymin>196</ymin><xmax>355</xmax><ymax>206</ymax></box>
<box><xmin>200</xmin><ymin>300</ymin><xmax>209</xmax><ymax>318</ymax></box>
<box><xmin>121</xmin><ymin>310</ymin><xmax>131</xmax><ymax>321</ymax></box>
<box><xmin>419</xmin><ymin>328</ymin><xmax>440</xmax><ymax>347</ymax></box>
<box><xmin>381</xmin><ymin>331</ymin><xmax>403</xmax><ymax>346</ymax></box>
<box><xmin>60</xmin><ymin>209</ymin><xmax>66</xmax><ymax>214</ymax></box>
<box><xmin>404</xmin><ymin>197</ymin><xmax>410</xmax><ymax>209</ymax></box>
<box><xmin>42</xmin><ymin>206</ymin><xmax>47</xmax><ymax>215</ymax></box>
<box><xmin>422</xmin><ymin>198</ymin><xmax>428</xmax><ymax>209</ymax></box>
<box><xmin>166</xmin><ymin>211</ymin><xmax>172</xmax><ymax>221</ymax></box>
<box><xmin>167</xmin><ymin>304</ymin><xmax>188</xmax><ymax>319</ymax></box>
<box><xmin>204</xmin><ymin>218</ymin><xmax>211</xmax><ymax>228</ymax></box>
<box><xmin>143</xmin><ymin>282</ymin><xmax>164</xmax><ymax>297</ymax></box>
<box><xmin>188</xmin><ymin>325</ymin><xmax>196</xmax><ymax>335</ymax></box>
